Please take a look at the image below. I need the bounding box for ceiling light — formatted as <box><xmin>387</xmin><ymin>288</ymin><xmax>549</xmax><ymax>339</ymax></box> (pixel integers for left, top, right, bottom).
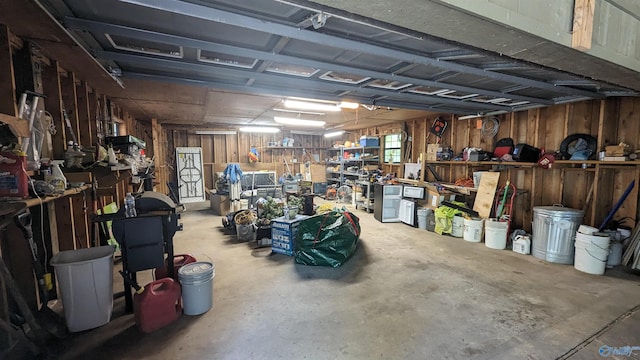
<box><xmin>272</xmin><ymin>108</ymin><xmax>325</xmax><ymax>116</ymax></box>
<box><xmin>194</xmin><ymin>130</ymin><xmax>237</xmax><ymax>135</ymax></box>
<box><xmin>284</xmin><ymin>99</ymin><xmax>341</xmax><ymax>112</ymax></box>
<box><xmin>274</xmin><ymin>116</ymin><xmax>326</xmax><ymax>127</ymax></box>
<box><xmin>239</xmin><ymin>126</ymin><xmax>280</xmax><ymax>133</ymax></box>
<box><xmin>339</xmin><ymin>101</ymin><xmax>360</xmax><ymax>109</ymax></box>
<box><xmin>324</xmin><ymin>130</ymin><xmax>345</xmax><ymax>138</ymax></box>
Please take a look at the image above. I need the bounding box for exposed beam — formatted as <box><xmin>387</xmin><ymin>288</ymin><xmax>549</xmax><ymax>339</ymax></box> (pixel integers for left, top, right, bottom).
<box><xmin>122</xmin><ymin>71</ymin><xmax>472</xmax><ymax>114</ymax></box>
<box><xmin>98</xmin><ymin>50</ymin><xmax>513</xmax><ymax>111</ymax></box>
<box><xmin>64</xmin><ymin>17</ymin><xmax>554</xmax><ymax>105</ymax></box>
<box><xmin>116</xmin><ymin>0</ymin><xmax>605</xmax><ymax>99</ymax></box>
<box><xmin>572</xmin><ymin>0</ymin><xmax>596</xmax><ymax>51</ymax></box>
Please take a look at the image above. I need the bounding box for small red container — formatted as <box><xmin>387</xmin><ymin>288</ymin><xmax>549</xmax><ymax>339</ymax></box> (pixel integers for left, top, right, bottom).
<box><xmin>133</xmin><ymin>278</ymin><xmax>182</xmax><ymax>333</ymax></box>
<box><xmin>0</xmin><ymin>152</ymin><xmax>28</xmax><ymax>199</ymax></box>
<box><xmin>154</xmin><ymin>254</ymin><xmax>197</xmax><ymax>281</ymax></box>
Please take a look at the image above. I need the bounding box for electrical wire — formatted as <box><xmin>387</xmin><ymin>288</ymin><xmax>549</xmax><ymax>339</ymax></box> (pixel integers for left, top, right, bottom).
<box><xmin>481</xmin><ymin>116</ymin><xmax>500</xmax><ymax>138</ymax></box>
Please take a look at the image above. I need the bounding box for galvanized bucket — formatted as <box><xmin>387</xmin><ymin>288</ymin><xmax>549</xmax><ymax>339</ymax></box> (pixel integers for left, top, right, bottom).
<box><xmin>532</xmin><ymin>206</ymin><xmax>583</xmax><ymax>264</ymax></box>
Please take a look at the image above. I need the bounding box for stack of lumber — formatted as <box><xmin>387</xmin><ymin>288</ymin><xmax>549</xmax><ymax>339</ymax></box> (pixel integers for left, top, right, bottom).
<box><xmin>622</xmin><ymin>225</ymin><xmax>640</xmax><ymax>270</ymax></box>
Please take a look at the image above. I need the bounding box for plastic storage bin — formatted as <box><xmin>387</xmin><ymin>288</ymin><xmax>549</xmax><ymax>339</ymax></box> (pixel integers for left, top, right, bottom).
<box><xmin>359</xmin><ymin>136</ymin><xmax>379</xmax><ymax>147</ymax></box>
<box><xmin>50</xmin><ymin>246</ymin><xmax>115</xmax><ymax>332</ymax></box>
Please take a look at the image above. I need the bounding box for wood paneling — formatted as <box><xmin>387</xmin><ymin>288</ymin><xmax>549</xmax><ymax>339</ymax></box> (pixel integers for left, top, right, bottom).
<box><xmin>0</xmin><ymin>25</ymin><xmax>17</xmax><ymax>116</ymax></box>
<box><xmin>41</xmin><ymin>61</ymin><xmax>65</xmax><ymax>157</ymax></box>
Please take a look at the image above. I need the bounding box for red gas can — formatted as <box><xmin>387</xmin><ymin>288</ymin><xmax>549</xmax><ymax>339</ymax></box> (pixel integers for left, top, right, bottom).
<box><xmin>0</xmin><ymin>152</ymin><xmax>28</xmax><ymax>199</ymax></box>
<box><xmin>154</xmin><ymin>254</ymin><xmax>197</xmax><ymax>281</ymax></box>
<box><xmin>133</xmin><ymin>278</ymin><xmax>182</xmax><ymax>333</ymax></box>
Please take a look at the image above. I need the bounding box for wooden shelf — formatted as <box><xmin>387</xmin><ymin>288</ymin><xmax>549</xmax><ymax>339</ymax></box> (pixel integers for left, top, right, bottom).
<box><xmin>425</xmin><ymin>160</ymin><xmax>640</xmax><ymax>167</ymax></box>
<box><xmin>16</xmin><ymin>184</ymin><xmax>92</xmax><ymax>208</ymax></box>
<box><xmin>327</xmin><ymin>146</ymin><xmax>380</xmax><ymax>151</ymax></box>
<box><xmin>0</xmin><ymin>113</ymin><xmax>29</xmax><ymax>138</ymax></box>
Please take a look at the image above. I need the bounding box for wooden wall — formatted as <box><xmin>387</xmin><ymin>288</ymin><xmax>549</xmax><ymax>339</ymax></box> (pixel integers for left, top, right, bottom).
<box><xmin>369</xmin><ymin>98</ymin><xmax>640</xmax><ymax>232</ymax></box>
<box><xmin>158</xmin><ymin>128</ymin><xmax>333</xmax><ymax>194</ymax></box>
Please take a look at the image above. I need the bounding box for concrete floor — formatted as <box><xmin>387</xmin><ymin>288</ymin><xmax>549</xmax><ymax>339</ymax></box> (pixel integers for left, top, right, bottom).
<box><xmin>54</xmin><ymin>201</ymin><xmax>640</xmax><ymax>360</ymax></box>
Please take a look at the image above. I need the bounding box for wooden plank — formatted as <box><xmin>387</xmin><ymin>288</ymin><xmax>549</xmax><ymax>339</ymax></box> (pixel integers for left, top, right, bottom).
<box><xmin>54</xmin><ymin>198</ymin><xmax>74</xmax><ymax>251</ymax></box>
<box><xmin>213</xmin><ymin>134</ymin><xmax>226</xmax><ymax>163</ymax></box>
<box><xmin>60</xmin><ymin>71</ymin><xmax>79</xmax><ymax>148</ymax></box>
<box><xmin>618</xmin><ymin>97</ymin><xmax>640</xmax><ymax>148</ymax></box>
<box><xmin>226</xmin><ymin>133</ymin><xmax>239</xmax><ymax>163</ymax></box>
<box><xmin>76</xmin><ymin>81</ymin><xmax>91</xmax><ymax>147</ymax></box>
<box><xmin>472</xmin><ymin>171</ymin><xmax>500</xmax><ymax>218</ymax></box>
<box><xmin>572</xmin><ymin>0</ymin><xmax>596</xmax><ymax>51</ymax></box>
<box><xmin>0</xmin><ymin>113</ymin><xmax>28</xmax><ymax>138</ymax></box>
<box><xmin>187</xmin><ymin>133</ymin><xmax>200</xmax><ymax>147</ymax></box>
<box><xmin>539</xmin><ymin>105</ymin><xmax>565</xmax><ymax>152</ymax></box>
<box><xmin>42</xmin><ymin>61</ymin><xmax>65</xmax><ymax>158</ymax></box>
<box><xmin>87</xmin><ymin>88</ymin><xmax>98</xmax><ymax>147</ymax></box>
<box><xmin>0</xmin><ymin>25</ymin><xmax>18</xmax><ymax>116</ymax></box>
<box><xmin>598</xmin><ymin>99</ymin><xmax>619</xmax><ymax>150</ymax></box>
<box><xmin>567</xmin><ymin>100</ymin><xmax>600</xmax><ymax>136</ymax></box>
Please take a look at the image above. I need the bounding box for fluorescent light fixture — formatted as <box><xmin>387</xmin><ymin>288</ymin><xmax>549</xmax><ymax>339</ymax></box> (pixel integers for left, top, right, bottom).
<box><xmin>239</xmin><ymin>126</ymin><xmax>280</xmax><ymax>133</ymax></box>
<box><xmin>339</xmin><ymin>101</ymin><xmax>360</xmax><ymax>109</ymax></box>
<box><xmin>195</xmin><ymin>130</ymin><xmax>237</xmax><ymax>135</ymax></box>
<box><xmin>284</xmin><ymin>99</ymin><xmax>341</xmax><ymax>112</ymax></box>
<box><xmin>274</xmin><ymin>116</ymin><xmax>326</xmax><ymax>127</ymax></box>
<box><xmin>324</xmin><ymin>130</ymin><xmax>345</xmax><ymax>138</ymax></box>
<box><xmin>272</xmin><ymin>108</ymin><xmax>325</xmax><ymax>116</ymax></box>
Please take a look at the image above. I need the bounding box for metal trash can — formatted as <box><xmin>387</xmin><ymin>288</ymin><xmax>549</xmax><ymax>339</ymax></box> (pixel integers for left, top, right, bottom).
<box><xmin>178</xmin><ymin>262</ymin><xmax>215</xmax><ymax>315</ymax></box>
<box><xmin>532</xmin><ymin>206</ymin><xmax>583</xmax><ymax>264</ymax></box>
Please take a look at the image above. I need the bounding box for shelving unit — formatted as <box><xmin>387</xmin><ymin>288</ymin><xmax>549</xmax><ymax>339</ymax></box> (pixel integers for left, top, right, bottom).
<box><xmin>325</xmin><ymin>146</ymin><xmax>380</xmax><ymax>187</ymax></box>
<box><xmin>354</xmin><ymin>180</ymin><xmax>375</xmax><ymax>213</ymax></box>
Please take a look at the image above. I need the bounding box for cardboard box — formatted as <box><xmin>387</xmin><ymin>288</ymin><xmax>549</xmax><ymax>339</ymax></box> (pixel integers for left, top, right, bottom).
<box><xmin>271</xmin><ymin>215</ymin><xmax>308</xmax><ymax>256</ymax></box>
<box><xmin>426</xmin><ymin>144</ymin><xmax>439</xmax><ymax>161</ymax></box>
<box><xmin>605</xmin><ymin>145</ymin><xmax>628</xmax><ymax>157</ymax></box>
<box><xmin>208</xmin><ymin>192</ymin><xmax>230</xmax><ymax>215</ymax></box>
<box><xmin>424</xmin><ymin>184</ymin><xmax>456</xmax><ymax>210</ymax></box>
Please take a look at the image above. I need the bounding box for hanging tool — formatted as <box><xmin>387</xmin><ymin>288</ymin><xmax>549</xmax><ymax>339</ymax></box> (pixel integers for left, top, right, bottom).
<box><xmin>598</xmin><ymin>180</ymin><xmax>635</xmax><ymax>231</ymax></box>
<box><xmin>14</xmin><ymin>210</ymin><xmax>67</xmax><ymax>338</ymax></box>
<box><xmin>282</xmin><ymin>154</ymin><xmax>292</xmax><ymax>176</ymax></box>
<box><xmin>62</xmin><ymin>108</ymin><xmax>79</xmax><ymax>148</ymax></box>
<box><xmin>496</xmin><ymin>180</ymin><xmax>510</xmax><ymax>219</ymax></box>
<box><xmin>18</xmin><ymin>91</ymin><xmax>47</xmax><ymax>169</ymax></box>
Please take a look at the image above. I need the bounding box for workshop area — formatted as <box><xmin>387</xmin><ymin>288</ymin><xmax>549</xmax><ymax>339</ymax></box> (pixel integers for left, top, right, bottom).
<box><xmin>0</xmin><ymin>1</ymin><xmax>640</xmax><ymax>359</ymax></box>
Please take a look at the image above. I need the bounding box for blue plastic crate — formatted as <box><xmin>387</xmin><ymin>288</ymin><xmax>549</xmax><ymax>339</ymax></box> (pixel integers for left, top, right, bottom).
<box><xmin>359</xmin><ymin>136</ymin><xmax>379</xmax><ymax>147</ymax></box>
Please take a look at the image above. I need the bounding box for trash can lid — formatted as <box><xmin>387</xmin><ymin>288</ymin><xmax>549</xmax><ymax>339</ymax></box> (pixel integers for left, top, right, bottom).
<box><xmin>178</xmin><ymin>261</ymin><xmax>214</xmax><ymax>276</ymax></box>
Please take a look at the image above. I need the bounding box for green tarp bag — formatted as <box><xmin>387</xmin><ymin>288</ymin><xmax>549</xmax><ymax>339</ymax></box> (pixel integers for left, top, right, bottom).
<box><xmin>294</xmin><ymin>210</ymin><xmax>361</xmax><ymax>267</ymax></box>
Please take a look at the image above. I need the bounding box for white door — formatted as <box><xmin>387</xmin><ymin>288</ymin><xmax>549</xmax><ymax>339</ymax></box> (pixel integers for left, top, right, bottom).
<box><xmin>175</xmin><ymin>147</ymin><xmax>205</xmax><ymax>203</ymax></box>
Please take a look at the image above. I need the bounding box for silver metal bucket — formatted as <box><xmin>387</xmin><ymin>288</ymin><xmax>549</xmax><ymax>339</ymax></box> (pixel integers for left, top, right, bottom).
<box><xmin>532</xmin><ymin>206</ymin><xmax>583</xmax><ymax>264</ymax></box>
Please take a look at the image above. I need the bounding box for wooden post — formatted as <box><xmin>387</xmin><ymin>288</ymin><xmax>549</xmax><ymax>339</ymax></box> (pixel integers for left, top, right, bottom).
<box><xmin>60</xmin><ymin>71</ymin><xmax>79</xmax><ymax>148</ymax></box>
<box><xmin>54</xmin><ymin>198</ymin><xmax>74</xmax><ymax>251</ymax></box>
<box><xmin>572</xmin><ymin>0</ymin><xmax>595</xmax><ymax>51</ymax></box>
<box><xmin>42</xmin><ymin>61</ymin><xmax>66</xmax><ymax>158</ymax></box>
<box><xmin>76</xmin><ymin>81</ymin><xmax>92</xmax><ymax>147</ymax></box>
<box><xmin>0</xmin><ymin>25</ymin><xmax>18</xmax><ymax>116</ymax></box>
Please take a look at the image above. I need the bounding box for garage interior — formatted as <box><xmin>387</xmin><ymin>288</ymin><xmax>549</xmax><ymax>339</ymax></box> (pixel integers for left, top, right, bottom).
<box><xmin>1</xmin><ymin>0</ymin><xmax>640</xmax><ymax>359</ymax></box>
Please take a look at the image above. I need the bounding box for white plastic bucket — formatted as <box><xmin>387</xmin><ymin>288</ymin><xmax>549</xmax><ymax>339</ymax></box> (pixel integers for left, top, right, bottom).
<box><xmin>417</xmin><ymin>208</ymin><xmax>428</xmax><ymax>230</ymax></box>
<box><xmin>451</xmin><ymin>216</ymin><xmax>464</xmax><ymax>238</ymax></box>
<box><xmin>574</xmin><ymin>234</ymin><xmax>610</xmax><ymax>275</ymax></box>
<box><xmin>179</xmin><ymin>262</ymin><xmax>215</xmax><ymax>315</ymax></box>
<box><xmin>239</xmin><ymin>199</ymin><xmax>249</xmax><ymax>210</ymax></box>
<box><xmin>463</xmin><ymin>218</ymin><xmax>484</xmax><ymax>243</ymax></box>
<box><xmin>485</xmin><ymin>219</ymin><xmax>509</xmax><ymax>250</ymax></box>
<box><xmin>50</xmin><ymin>246</ymin><xmax>115</xmax><ymax>332</ymax></box>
